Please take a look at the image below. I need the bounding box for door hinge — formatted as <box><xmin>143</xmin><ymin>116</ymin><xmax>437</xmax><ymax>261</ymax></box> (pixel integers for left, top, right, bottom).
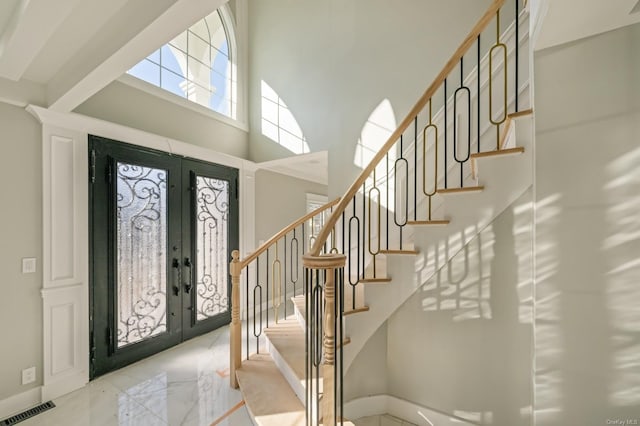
<box><xmin>107</xmin><ymin>327</ymin><xmax>113</xmax><ymax>345</ymax></box>
<box><xmin>89</xmin><ymin>149</ymin><xmax>96</xmax><ymax>183</ymax></box>
<box><xmin>90</xmin><ymin>330</ymin><xmax>96</xmax><ymax>360</ymax></box>
<box><xmin>106</xmin><ymin>161</ymin><xmax>113</xmax><ymax>184</ymax></box>
<box><xmin>89</xmin><ymin>330</ymin><xmax>96</xmax><ymax>376</ymax></box>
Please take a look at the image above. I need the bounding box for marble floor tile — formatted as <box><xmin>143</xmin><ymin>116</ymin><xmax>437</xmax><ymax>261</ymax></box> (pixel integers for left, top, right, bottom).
<box><xmin>22</xmin><ymin>325</ymin><xmax>251</xmax><ymax>425</ymax></box>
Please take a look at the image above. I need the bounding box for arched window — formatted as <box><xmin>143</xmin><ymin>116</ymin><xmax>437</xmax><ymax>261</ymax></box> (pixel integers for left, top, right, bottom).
<box><xmin>128</xmin><ymin>8</ymin><xmax>237</xmax><ymax>119</ymax></box>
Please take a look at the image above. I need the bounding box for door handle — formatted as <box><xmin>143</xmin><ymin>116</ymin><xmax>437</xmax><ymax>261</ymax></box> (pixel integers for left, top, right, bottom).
<box><xmin>172</xmin><ymin>258</ymin><xmax>181</xmax><ymax>296</ymax></box>
<box><xmin>184</xmin><ymin>257</ymin><xmax>193</xmax><ymax>294</ymax></box>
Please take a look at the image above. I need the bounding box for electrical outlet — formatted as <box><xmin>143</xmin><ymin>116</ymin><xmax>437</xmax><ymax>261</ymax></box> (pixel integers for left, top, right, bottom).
<box><xmin>22</xmin><ymin>258</ymin><xmax>36</xmax><ymax>274</ymax></box>
<box><xmin>22</xmin><ymin>367</ymin><xmax>36</xmax><ymax>385</ymax></box>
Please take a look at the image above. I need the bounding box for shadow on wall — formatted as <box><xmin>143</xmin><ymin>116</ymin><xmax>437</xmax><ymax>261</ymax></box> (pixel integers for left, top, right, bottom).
<box><xmin>536</xmin><ymin>131</ymin><xmax>640</xmax><ymax>425</ymax></box>
<box><xmin>387</xmin><ymin>192</ymin><xmax>533</xmax><ymax>426</ymax></box>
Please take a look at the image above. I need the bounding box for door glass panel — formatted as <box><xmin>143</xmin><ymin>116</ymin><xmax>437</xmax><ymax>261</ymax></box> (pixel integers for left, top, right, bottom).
<box><xmin>116</xmin><ymin>162</ymin><xmax>168</xmax><ymax>347</ymax></box>
<box><xmin>195</xmin><ymin>176</ymin><xmax>229</xmax><ymax>320</ymax></box>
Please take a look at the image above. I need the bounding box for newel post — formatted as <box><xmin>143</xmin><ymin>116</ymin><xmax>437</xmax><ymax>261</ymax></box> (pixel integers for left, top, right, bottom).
<box><xmin>303</xmin><ymin>253</ymin><xmax>346</xmax><ymax>426</ymax></box>
<box><xmin>230</xmin><ymin>250</ymin><xmax>242</xmax><ymax>388</ymax></box>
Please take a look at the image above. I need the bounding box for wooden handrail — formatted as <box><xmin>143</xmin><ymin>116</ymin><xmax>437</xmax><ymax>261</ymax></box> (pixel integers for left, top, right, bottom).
<box><xmin>238</xmin><ymin>197</ymin><xmax>340</xmax><ymax>269</ymax></box>
<box><xmin>310</xmin><ymin>0</ymin><xmax>507</xmax><ymax>256</ymax></box>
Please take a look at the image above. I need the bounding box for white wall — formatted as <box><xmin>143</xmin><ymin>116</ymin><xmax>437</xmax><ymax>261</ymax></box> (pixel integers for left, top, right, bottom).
<box><xmin>534</xmin><ymin>23</ymin><xmax>640</xmax><ymax>425</ymax></box>
<box><xmin>247</xmin><ymin>0</ymin><xmax>492</xmax><ymax>196</ymax></box>
<box><xmin>384</xmin><ymin>189</ymin><xmax>533</xmax><ymax>425</ymax></box>
<box><xmin>0</xmin><ymin>103</ymin><xmax>43</xmax><ymax>401</ymax></box>
<box><xmin>344</xmin><ymin>324</ymin><xmax>388</xmax><ymax>402</ymax></box>
<box><xmin>254</xmin><ymin>170</ymin><xmax>327</xmax><ymax>246</ymax></box>
<box><xmin>75</xmin><ymin>79</ymin><xmax>249</xmax><ymax>160</ymax></box>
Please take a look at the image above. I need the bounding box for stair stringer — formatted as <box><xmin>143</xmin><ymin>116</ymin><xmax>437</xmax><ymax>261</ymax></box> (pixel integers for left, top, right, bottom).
<box><xmin>342</xmin><ymin>115</ymin><xmax>533</xmax><ymax>372</ymax></box>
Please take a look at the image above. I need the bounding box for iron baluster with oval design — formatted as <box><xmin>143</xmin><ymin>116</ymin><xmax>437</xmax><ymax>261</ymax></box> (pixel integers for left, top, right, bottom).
<box><xmin>422</xmin><ymin>100</ymin><xmax>438</xmax><ymax>221</ymax></box>
<box><xmin>454</xmin><ymin>57</ymin><xmax>472</xmax><ymax>187</ymax></box>
<box><xmin>368</xmin><ymin>168</ymin><xmax>381</xmax><ymax>277</ymax></box>
<box><xmin>348</xmin><ymin>196</ymin><xmax>360</xmax><ymax>310</ymax></box>
<box><xmin>291</xmin><ymin>229</ymin><xmax>299</xmax><ymax>295</ymax></box>
<box><xmin>394</xmin><ymin>135</ymin><xmax>409</xmax><ymax>249</ymax></box>
<box><xmin>490</xmin><ymin>9</ymin><xmax>508</xmax><ymax>149</ymax></box>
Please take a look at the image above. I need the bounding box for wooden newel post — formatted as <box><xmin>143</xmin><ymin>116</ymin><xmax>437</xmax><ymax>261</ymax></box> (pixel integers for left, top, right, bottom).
<box><xmin>230</xmin><ymin>250</ymin><xmax>242</xmax><ymax>389</ymax></box>
<box><xmin>303</xmin><ymin>253</ymin><xmax>346</xmax><ymax>426</ymax></box>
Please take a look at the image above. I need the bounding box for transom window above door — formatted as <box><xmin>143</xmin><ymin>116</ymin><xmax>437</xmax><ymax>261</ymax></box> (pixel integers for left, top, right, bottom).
<box><xmin>128</xmin><ymin>8</ymin><xmax>237</xmax><ymax>119</ymax></box>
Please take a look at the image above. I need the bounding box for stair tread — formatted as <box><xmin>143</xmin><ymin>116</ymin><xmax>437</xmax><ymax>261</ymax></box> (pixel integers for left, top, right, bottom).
<box><xmin>407</xmin><ymin>219</ymin><xmax>450</xmax><ymax>225</ymax></box>
<box><xmin>359</xmin><ymin>277</ymin><xmax>391</xmax><ymax>283</ymax></box>
<box><xmin>470</xmin><ymin>146</ymin><xmax>524</xmax><ymax>159</ymax></box>
<box><xmin>264</xmin><ymin>319</ymin><xmax>350</xmax><ymax>384</ymax></box>
<box><xmin>380</xmin><ymin>249</ymin><xmax>419</xmax><ymax>255</ymax></box>
<box><xmin>508</xmin><ymin>108</ymin><xmax>534</xmax><ymax>119</ymax></box>
<box><xmin>236</xmin><ymin>353</ymin><xmax>306</xmax><ymax>426</ymax></box>
<box><xmin>437</xmin><ymin>185</ymin><xmax>484</xmax><ymax>194</ymax></box>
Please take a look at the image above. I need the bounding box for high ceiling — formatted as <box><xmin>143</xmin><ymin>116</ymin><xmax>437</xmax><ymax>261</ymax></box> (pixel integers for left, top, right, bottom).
<box><xmin>535</xmin><ymin>0</ymin><xmax>640</xmax><ymax>50</ymax></box>
<box><xmin>0</xmin><ymin>0</ymin><xmax>225</xmax><ymax>111</ymax></box>
<box><xmin>0</xmin><ymin>0</ymin><xmax>639</xmax><ymax>112</ymax></box>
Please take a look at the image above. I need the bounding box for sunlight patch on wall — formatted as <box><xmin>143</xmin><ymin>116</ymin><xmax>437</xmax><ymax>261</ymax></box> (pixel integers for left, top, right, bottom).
<box><xmin>354</xmin><ymin>99</ymin><xmax>396</xmax><ymax>170</ymax></box>
<box><xmin>605</xmin><ymin>146</ymin><xmax>640</xmax><ymax>406</ymax></box>
<box><xmin>353</xmin><ymin>99</ymin><xmax>397</xmax><ymax>212</ymax></box>
<box><xmin>261</xmin><ymin>80</ymin><xmax>310</xmax><ymax>155</ymax></box>
<box><xmin>534</xmin><ymin>192</ymin><xmax>564</xmax><ymax>424</ymax></box>
<box><xmin>514</xmin><ymin>198</ymin><xmax>534</xmax><ymax>325</ymax></box>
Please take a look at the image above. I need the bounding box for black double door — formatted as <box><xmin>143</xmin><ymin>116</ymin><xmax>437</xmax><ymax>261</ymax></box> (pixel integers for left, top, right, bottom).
<box><xmin>89</xmin><ymin>136</ymin><xmax>238</xmax><ymax>378</ymax></box>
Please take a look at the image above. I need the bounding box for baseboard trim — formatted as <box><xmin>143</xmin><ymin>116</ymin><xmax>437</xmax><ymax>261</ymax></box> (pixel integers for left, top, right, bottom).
<box><xmin>41</xmin><ymin>371</ymin><xmax>88</xmax><ymax>401</ymax></box>
<box><xmin>344</xmin><ymin>394</ymin><xmax>477</xmax><ymax>426</ymax></box>
<box><xmin>0</xmin><ymin>387</ymin><xmax>42</xmax><ymax>420</ymax></box>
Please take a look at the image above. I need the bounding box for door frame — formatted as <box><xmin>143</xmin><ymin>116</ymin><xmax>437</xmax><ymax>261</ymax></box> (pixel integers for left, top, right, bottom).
<box><xmin>30</xmin><ymin>105</ymin><xmax>256</xmax><ymax>401</ymax></box>
<box><xmin>89</xmin><ymin>136</ymin><xmax>240</xmax><ymax>378</ymax></box>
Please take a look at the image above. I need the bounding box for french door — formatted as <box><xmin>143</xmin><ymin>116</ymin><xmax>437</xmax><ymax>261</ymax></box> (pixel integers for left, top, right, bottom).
<box><xmin>89</xmin><ymin>136</ymin><xmax>239</xmax><ymax>378</ymax></box>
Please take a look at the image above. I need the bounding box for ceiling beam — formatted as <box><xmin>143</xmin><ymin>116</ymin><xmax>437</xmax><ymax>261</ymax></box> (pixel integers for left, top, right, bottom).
<box><xmin>47</xmin><ymin>0</ymin><xmax>228</xmax><ymax>113</ymax></box>
<box><xmin>0</xmin><ymin>76</ymin><xmax>44</xmax><ymax>107</ymax></box>
<box><xmin>0</xmin><ymin>0</ymin><xmax>80</xmax><ymax>81</ymax></box>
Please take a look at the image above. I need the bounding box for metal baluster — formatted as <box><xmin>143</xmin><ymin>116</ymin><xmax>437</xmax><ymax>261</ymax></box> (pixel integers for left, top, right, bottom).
<box><xmin>361</xmin><ymin>182</ymin><xmax>365</xmax><ymax>281</ymax></box>
<box><xmin>291</xmin><ymin>229</ymin><xmax>299</xmax><ymax>296</ymax></box>
<box><xmin>253</xmin><ymin>257</ymin><xmax>262</xmax><ymax>354</ymax></box>
<box><xmin>395</xmin><ymin>135</ymin><xmax>409</xmax><ymax>249</ymax></box>
<box><xmin>273</xmin><ymin>241</ymin><xmax>282</xmax><ymax>323</ymax></box>
<box><xmin>444</xmin><ymin>78</ymin><xmax>448</xmax><ymax>188</ymax></box>
<box><xmin>414</xmin><ymin>116</ymin><xmax>418</xmax><ymax>221</ymax></box>
<box><xmin>305</xmin><ymin>267</ymin><xmax>309</xmax><ymax>426</ymax></box>
<box><xmin>386</xmin><ymin>153</ymin><xmax>389</xmax><ymax>251</ymax></box>
<box><xmin>490</xmin><ymin>9</ymin><xmax>508</xmax><ymax>150</ymax></box>
<box><xmin>368</xmin><ymin>168</ymin><xmax>381</xmax><ymax>277</ymax></box>
<box><xmin>266</xmin><ymin>249</ymin><xmax>270</xmax><ymax>328</ymax></box>
<box><xmin>515</xmin><ymin>0</ymin><xmax>520</xmax><ymax>113</ymax></box>
<box><xmin>348</xmin><ymin>198</ymin><xmax>360</xmax><ymax>310</ymax></box>
<box><xmin>422</xmin><ymin>100</ymin><xmax>438</xmax><ymax>220</ymax></box>
<box><xmin>284</xmin><ymin>234</ymin><xmax>287</xmax><ymax>318</ymax></box>
<box><xmin>338</xmin><ymin>267</ymin><xmax>344</xmax><ymax>425</ymax></box>
<box><xmin>477</xmin><ymin>34</ymin><xmax>481</xmax><ymax>153</ymax></box>
<box><xmin>245</xmin><ymin>266</ymin><xmax>249</xmax><ymax>359</ymax></box>
<box><xmin>454</xmin><ymin>57</ymin><xmax>472</xmax><ymax>187</ymax></box>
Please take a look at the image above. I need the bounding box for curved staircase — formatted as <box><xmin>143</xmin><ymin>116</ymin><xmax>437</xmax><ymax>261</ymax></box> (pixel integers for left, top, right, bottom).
<box><xmin>229</xmin><ymin>0</ymin><xmax>532</xmax><ymax>424</ymax></box>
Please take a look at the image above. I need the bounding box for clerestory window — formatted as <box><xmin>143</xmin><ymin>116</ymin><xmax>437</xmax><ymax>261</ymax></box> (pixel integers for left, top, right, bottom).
<box><xmin>128</xmin><ymin>8</ymin><xmax>237</xmax><ymax>119</ymax></box>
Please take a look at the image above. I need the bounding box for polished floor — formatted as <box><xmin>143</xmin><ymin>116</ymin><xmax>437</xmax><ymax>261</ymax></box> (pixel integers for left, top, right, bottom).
<box><xmin>22</xmin><ymin>323</ymin><xmax>413</xmax><ymax>426</ymax></box>
<box><xmin>24</xmin><ymin>325</ymin><xmax>251</xmax><ymax>425</ymax></box>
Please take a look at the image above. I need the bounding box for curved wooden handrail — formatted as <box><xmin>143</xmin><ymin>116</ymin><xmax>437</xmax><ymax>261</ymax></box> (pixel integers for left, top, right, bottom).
<box><xmin>310</xmin><ymin>0</ymin><xmax>507</xmax><ymax>256</ymax></box>
<box><xmin>239</xmin><ymin>197</ymin><xmax>340</xmax><ymax>269</ymax></box>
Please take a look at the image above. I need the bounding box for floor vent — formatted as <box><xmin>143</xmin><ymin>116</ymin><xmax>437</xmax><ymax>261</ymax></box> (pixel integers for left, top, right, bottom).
<box><xmin>0</xmin><ymin>401</ymin><xmax>56</xmax><ymax>425</ymax></box>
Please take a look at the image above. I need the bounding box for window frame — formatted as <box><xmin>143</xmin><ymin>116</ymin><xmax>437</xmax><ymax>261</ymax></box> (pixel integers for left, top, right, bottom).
<box><xmin>119</xmin><ymin>3</ymin><xmax>247</xmax><ymax>131</ymax></box>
